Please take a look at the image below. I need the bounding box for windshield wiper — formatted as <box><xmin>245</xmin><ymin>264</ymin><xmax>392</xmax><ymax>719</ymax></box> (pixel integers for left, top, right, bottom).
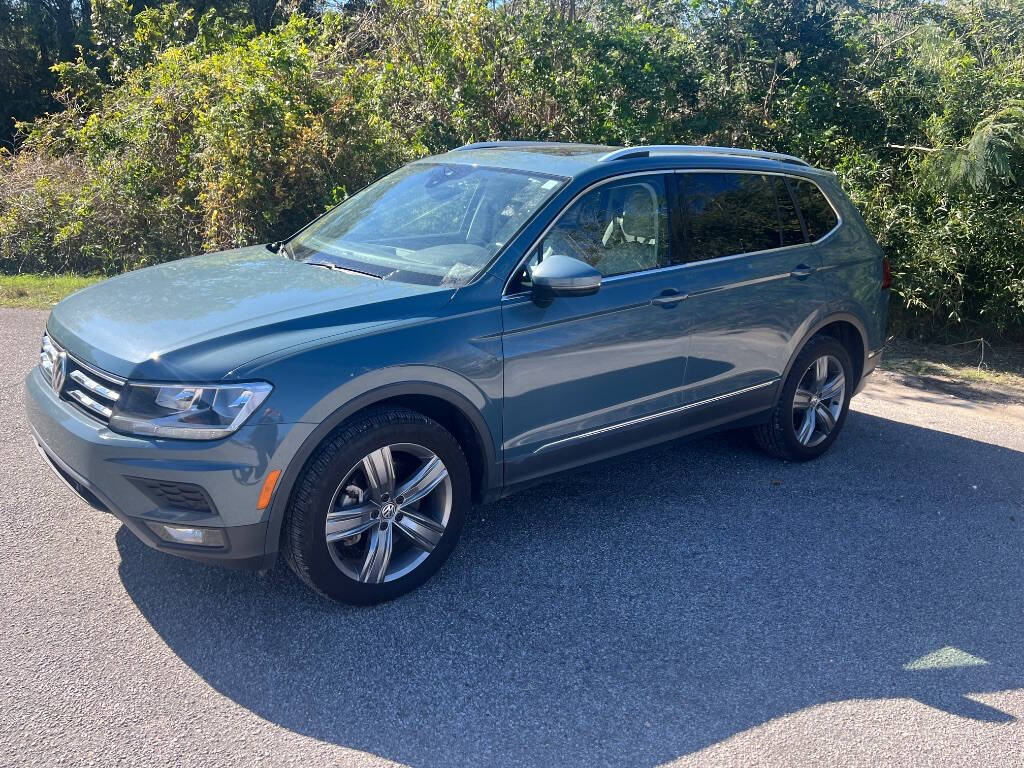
<box><xmin>306</xmin><ymin>259</ymin><xmax>386</xmax><ymax>280</ymax></box>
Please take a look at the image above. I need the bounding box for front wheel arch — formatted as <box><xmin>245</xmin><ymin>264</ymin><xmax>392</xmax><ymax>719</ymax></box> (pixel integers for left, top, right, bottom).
<box><xmin>263</xmin><ymin>382</ymin><xmax>496</xmax><ymax>565</ymax></box>
<box><xmin>282</xmin><ymin>406</ymin><xmax>472</xmax><ymax>603</ymax></box>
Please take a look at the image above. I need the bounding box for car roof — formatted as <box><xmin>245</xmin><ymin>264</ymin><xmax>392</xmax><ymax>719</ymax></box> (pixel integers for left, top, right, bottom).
<box><xmin>417</xmin><ymin>142</ymin><xmax>615</xmax><ymax>177</ymax></box>
<box><xmin>419</xmin><ymin>141</ymin><xmax>831</xmax><ymax>180</ymax></box>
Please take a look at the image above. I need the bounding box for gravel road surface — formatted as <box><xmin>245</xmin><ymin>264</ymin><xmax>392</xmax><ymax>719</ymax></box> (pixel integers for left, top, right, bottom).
<box><xmin>2</xmin><ymin>307</ymin><xmax>1023</xmax><ymax>767</ymax></box>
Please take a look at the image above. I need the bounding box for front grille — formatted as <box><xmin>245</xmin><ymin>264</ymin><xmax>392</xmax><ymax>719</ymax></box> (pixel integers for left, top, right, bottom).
<box><xmin>40</xmin><ymin>333</ymin><xmax>124</xmax><ymax>424</ymax></box>
<box><xmin>129</xmin><ymin>478</ymin><xmax>216</xmax><ymax>513</ymax></box>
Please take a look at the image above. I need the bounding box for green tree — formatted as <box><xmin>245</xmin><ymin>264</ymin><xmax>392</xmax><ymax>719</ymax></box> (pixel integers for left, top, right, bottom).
<box><xmin>1</xmin><ymin>0</ymin><xmax>1023</xmax><ymax>339</ymax></box>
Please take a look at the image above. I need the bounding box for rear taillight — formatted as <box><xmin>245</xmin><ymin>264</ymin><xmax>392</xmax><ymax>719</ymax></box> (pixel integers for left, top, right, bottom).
<box><xmin>881</xmin><ymin>257</ymin><xmax>892</xmax><ymax>290</ymax></box>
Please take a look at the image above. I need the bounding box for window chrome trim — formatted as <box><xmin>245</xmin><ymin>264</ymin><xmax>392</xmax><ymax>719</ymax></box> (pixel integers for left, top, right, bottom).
<box><xmin>600</xmin><ymin>238</ymin><xmax>813</xmax><ymax>284</ymax></box>
<box><xmin>502</xmin><ymin>168</ymin><xmax>842</xmax><ymax>297</ymax></box>
<box><xmin>642</xmin><ymin>238</ymin><xmax>816</xmax><ymax>275</ymax></box>
<box><xmin>533</xmin><ymin>379</ymin><xmax>779</xmax><ymax>454</ymax></box>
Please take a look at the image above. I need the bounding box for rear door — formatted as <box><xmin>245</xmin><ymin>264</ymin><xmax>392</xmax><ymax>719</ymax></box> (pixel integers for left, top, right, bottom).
<box><xmin>500</xmin><ymin>173</ymin><xmax>690</xmax><ymax>484</ymax></box>
<box><xmin>675</xmin><ymin>171</ymin><xmax>833</xmax><ymax>416</ymax></box>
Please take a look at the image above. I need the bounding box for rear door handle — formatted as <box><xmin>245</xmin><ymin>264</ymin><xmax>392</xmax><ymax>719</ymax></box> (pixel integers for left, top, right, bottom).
<box><xmin>790</xmin><ymin>264</ymin><xmax>817</xmax><ymax>280</ymax></box>
<box><xmin>652</xmin><ymin>290</ymin><xmax>686</xmax><ymax>307</ymax></box>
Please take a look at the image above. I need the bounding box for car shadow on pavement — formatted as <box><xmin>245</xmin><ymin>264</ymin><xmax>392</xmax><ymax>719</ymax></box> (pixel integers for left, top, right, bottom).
<box><xmin>116</xmin><ymin>410</ymin><xmax>1024</xmax><ymax>767</ymax></box>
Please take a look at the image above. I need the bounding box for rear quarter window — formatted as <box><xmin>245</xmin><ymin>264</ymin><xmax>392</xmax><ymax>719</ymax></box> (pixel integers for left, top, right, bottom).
<box><xmin>790</xmin><ymin>178</ymin><xmax>839</xmax><ymax>241</ymax></box>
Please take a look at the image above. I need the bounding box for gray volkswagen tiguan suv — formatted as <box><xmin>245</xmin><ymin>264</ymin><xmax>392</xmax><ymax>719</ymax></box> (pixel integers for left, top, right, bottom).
<box><xmin>27</xmin><ymin>142</ymin><xmax>889</xmax><ymax>603</ymax></box>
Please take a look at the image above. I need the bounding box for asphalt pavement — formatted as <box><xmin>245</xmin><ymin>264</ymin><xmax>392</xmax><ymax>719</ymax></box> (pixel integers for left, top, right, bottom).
<box><xmin>2</xmin><ymin>307</ymin><xmax>1024</xmax><ymax>767</ymax></box>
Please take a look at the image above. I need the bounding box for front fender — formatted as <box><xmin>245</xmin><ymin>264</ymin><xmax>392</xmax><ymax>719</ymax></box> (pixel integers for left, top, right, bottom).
<box><xmin>237</xmin><ymin>292</ymin><xmax>505</xmax><ymax>564</ymax></box>
<box><xmin>260</xmin><ymin>373</ymin><xmax>499</xmax><ymax>563</ymax></box>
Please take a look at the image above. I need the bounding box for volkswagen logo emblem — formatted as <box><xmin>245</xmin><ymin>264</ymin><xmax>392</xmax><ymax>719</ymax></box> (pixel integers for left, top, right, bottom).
<box><xmin>51</xmin><ymin>351</ymin><xmax>67</xmax><ymax>394</ymax></box>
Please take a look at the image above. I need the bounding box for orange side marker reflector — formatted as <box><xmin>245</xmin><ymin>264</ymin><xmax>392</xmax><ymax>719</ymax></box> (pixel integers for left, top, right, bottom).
<box><xmin>257</xmin><ymin>469</ymin><xmax>282</xmax><ymax>510</ymax></box>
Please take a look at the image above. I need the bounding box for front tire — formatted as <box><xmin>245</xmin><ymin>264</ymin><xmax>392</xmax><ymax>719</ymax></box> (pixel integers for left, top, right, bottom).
<box><xmin>283</xmin><ymin>407</ymin><xmax>470</xmax><ymax>604</ymax></box>
<box><xmin>754</xmin><ymin>335</ymin><xmax>854</xmax><ymax>461</ymax></box>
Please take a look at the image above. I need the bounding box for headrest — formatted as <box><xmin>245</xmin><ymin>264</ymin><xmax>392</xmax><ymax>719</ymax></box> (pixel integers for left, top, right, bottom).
<box><xmin>620</xmin><ymin>187</ymin><xmax>656</xmax><ymax>242</ymax></box>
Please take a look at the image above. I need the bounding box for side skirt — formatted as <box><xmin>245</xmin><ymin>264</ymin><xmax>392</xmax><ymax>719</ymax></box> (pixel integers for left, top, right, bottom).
<box><xmin>496</xmin><ymin>398</ymin><xmax>774</xmax><ymax>501</ymax></box>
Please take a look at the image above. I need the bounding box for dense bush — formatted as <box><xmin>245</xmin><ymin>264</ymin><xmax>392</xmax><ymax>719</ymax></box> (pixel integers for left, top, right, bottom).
<box><xmin>1</xmin><ymin>0</ymin><xmax>1023</xmax><ymax>340</ymax></box>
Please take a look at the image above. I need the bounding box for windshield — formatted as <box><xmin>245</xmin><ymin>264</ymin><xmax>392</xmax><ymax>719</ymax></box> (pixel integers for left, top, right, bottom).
<box><xmin>288</xmin><ymin>162</ymin><xmax>567</xmax><ymax>286</ymax></box>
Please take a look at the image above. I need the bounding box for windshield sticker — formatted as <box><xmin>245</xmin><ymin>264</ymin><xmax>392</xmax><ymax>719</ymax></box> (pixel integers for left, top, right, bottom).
<box><xmin>439</xmin><ymin>262</ymin><xmax>479</xmax><ymax>288</ymax></box>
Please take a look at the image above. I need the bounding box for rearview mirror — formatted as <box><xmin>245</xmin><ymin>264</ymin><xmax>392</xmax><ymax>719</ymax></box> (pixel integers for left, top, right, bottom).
<box><xmin>529</xmin><ymin>254</ymin><xmax>601</xmax><ymax>303</ymax></box>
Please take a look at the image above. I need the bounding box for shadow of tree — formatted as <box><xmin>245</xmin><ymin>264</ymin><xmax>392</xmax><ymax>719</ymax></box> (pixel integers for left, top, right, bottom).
<box><xmin>115</xmin><ymin>410</ymin><xmax>1024</xmax><ymax>767</ymax></box>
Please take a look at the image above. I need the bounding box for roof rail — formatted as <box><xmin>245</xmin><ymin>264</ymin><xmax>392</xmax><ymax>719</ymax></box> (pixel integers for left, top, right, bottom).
<box><xmin>454</xmin><ymin>141</ymin><xmax>565</xmax><ymax>151</ymax></box>
<box><xmin>599</xmin><ymin>145</ymin><xmax>811</xmax><ymax>167</ymax></box>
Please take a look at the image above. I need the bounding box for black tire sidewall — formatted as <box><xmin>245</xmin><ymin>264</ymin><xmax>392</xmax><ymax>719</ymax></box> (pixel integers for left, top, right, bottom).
<box><xmin>297</xmin><ymin>416</ymin><xmax>470</xmax><ymax>604</ymax></box>
<box><xmin>777</xmin><ymin>337</ymin><xmax>854</xmax><ymax>460</ymax></box>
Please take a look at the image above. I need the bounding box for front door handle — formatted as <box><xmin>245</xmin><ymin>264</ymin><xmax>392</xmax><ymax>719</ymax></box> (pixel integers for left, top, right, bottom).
<box><xmin>652</xmin><ymin>290</ymin><xmax>687</xmax><ymax>307</ymax></box>
<box><xmin>790</xmin><ymin>264</ymin><xmax>817</xmax><ymax>280</ymax></box>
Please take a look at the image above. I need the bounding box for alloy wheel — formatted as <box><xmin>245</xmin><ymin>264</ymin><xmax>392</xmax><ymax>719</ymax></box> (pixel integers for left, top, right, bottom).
<box><xmin>791</xmin><ymin>354</ymin><xmax>846</xmax><ymax>448</ymax></box>
<box><xmin>324</xmin><ymin>443</ymin><xmax>452</xmax><ymax>584</ymax></box>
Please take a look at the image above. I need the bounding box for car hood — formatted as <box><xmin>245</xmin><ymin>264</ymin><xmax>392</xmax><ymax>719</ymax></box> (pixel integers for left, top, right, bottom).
<box><xmin>46</xmin><ymin>246</ymin><xmax>450</xmax><ymax>380</ymax></box>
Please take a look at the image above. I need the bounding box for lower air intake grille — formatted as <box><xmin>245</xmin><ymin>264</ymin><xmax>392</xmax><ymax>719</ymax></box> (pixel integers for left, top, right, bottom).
<box><xmin>129</xmin><ymin>478</ymin><xmax>216</xmax><ymax>514</ymax></box>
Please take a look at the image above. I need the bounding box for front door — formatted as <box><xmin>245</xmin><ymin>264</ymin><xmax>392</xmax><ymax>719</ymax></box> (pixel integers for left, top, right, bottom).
<box><xmin>500</xmin><ymin>173</ymin><xmax>689</xmax><ymax>485</ymax></box>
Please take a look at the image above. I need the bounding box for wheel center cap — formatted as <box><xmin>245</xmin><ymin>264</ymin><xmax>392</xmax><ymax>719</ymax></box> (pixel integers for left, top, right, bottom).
<box><xmin>810</xmin><ymin>394</ymin><xmax>821</xmax><ymax>407</ymax></box>
<box><xmin>380</xmin><ymin>502</ymin><xmax>397</xmax><ymax>519</ymax></box>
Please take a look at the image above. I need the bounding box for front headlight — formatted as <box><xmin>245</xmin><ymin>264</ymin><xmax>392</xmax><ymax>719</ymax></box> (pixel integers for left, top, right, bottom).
<box><xmin>109</xmin><ymin>381</ymin><xmax>273</xmax><ymax>440</ymax></box>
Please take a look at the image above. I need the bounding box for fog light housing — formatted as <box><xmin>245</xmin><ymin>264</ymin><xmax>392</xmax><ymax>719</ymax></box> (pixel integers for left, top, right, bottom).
<box><xmin>146</xmin><ymin>521</ymin><xmax>226</xmax><ymax>548</ymax></box>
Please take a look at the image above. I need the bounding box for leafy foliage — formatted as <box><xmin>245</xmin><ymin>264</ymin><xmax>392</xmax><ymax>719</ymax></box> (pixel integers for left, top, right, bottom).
<box><xmin>1</xmin><ymin>0</ymin><xmax>1023</xmax><ymax>339</ymax></box>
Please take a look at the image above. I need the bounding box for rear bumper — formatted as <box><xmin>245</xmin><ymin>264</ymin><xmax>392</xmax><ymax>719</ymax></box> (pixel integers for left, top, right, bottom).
<box><xmin>25</xmin><ymin>365</ymin><xmax>315</xmax><ymax>570</ymax></box>
<box><xmin>856</xmin><ymin>344</ymin><xmax>885</xmax><ymax>394</ymax></box>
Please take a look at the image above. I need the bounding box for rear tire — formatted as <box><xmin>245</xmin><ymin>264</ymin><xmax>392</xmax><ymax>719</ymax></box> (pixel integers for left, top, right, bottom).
<box><xmin>754</xmin><ymin>335</ymin><xmax>854</xmax><ymax>461</ymax></box>
<box><xmin>283</xmin><ymin>407</ymin><xmax>470</xmax><ymax>604</ymax></box>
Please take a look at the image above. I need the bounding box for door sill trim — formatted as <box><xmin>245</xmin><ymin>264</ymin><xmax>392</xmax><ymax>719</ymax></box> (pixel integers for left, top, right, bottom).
<box><xmin>533</xmin><ymin>379</ymin><xmax>779</xmax><ymax>454</ymax></box>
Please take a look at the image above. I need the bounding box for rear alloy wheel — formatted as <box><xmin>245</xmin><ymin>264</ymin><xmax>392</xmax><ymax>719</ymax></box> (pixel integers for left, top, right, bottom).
<box><xmin>284</xmin><ymin>408</ymin><xmax>470</xmax><ymax>604</ymax></box>
<box><xmin>754</xmin><ymin>335</ymin><xmax>854</xmax><ymax>461</ymax></box>
<box><xmin>791</xmin><ymin>354</ymin><xmax>846</xmax><ymax>448</ymax></box>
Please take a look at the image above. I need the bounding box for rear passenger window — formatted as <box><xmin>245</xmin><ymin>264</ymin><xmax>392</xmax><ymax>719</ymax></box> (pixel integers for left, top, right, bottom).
<box><xmin>791</xmin><ymin>178</ymin><xmax>838</xmax><ymax>241</ymax></box>
<box><xmin>678</xmin><ymin>173</ymin><xmax>780</xmax><ymax>261</ymax></box>
<box><xmin>772</xmin><ymin>176</ymin><xmax>805</xmax><ymax>247</ymax></box>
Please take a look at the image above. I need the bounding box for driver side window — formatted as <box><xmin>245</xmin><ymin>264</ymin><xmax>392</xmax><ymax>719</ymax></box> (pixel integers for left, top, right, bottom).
<box><xmin>513</xmin><ymin>175</ymin><xmax>669</xmax><ymax>291</ymax></box>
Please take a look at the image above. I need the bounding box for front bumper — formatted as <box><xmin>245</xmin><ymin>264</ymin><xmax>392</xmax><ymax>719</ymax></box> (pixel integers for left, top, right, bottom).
<box><xmin>26</xmin><ymin>365</ymin><xmax>314</xmax><ymax>569</ymax></box>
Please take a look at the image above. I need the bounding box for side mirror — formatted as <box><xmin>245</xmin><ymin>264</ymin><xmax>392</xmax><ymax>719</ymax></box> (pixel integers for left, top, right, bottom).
<box><xmin>529</xmin><ymin>254</ymin><xmax>601</xmax><ymax>303</ymax></box>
